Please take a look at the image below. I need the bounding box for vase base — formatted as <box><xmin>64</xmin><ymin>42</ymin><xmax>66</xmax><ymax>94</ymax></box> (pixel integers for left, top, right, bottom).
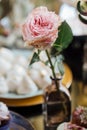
<box><xmin>44</xmin><ymin>123</ymin><xmax>58</xmax><ymax>130</ymax></box>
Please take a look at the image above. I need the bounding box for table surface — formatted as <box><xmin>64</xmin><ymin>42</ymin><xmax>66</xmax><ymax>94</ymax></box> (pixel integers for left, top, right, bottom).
<box><xmin>28</xmin><ymin>114</ymin><xmax>44</xmax><ymax>130</ymax></box>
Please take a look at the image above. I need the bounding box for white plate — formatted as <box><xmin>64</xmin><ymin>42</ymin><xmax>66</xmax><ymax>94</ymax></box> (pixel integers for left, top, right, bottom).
<box><xmin>0</xmin><ymin>90</ymin><xmax>43</xmax><ymax>99</ymax></box>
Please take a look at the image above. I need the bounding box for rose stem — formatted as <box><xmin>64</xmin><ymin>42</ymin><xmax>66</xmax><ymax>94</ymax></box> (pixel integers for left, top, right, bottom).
<box><xmin>45</xmin><ymin>50</ymin><xmax>59</xmax><ymax>91</ymax></box>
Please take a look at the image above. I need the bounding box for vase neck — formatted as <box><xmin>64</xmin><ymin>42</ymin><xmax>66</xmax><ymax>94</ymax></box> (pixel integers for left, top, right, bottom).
<box><xmin>51</xmin><ymin>76</ymin><xmax>62</xmax><ymax>84</ymax></box>
<box><xmin>50</xmin><ymin>73</ymin><xmax>63</xmax><ymax>80</ymax></box>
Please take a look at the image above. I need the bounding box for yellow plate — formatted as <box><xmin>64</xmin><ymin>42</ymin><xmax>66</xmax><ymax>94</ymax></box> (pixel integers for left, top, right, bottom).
<box><xmin>0</xmin><ymin>63</ymin><xmax>73</xmax><ymax>107</ymax></box>
<box><xmin>62</xmin><ymin>63</ymin><xmax>73</xmax><ymax>89</ymax></box>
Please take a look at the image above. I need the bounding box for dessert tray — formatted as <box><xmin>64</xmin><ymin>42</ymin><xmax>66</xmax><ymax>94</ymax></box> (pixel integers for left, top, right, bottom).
<box><xmin>0</xmin><ymin>90</ymin><xmax>43</xmax><ymax>99</ymax></box>
<box><xmin>8</xmin><ymin>111</ymin><xmax>34</xmax><ymax>130</ymax></box>
<box><xmin>0</xmin><ymin>48</ymin><xmax>72</xmax><ymax>107</ymax></box>
<box><xmin>0</xmin><ymin>63</ymin><xmax>72</xmax><ymax>107</ymax></box>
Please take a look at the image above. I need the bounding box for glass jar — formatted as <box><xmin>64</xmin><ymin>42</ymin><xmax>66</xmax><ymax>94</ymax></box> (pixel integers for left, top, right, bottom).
<box><xmin>42</xmin><ymin>78</ymin><xmax>71</xmax><ymax>130</ymax></box>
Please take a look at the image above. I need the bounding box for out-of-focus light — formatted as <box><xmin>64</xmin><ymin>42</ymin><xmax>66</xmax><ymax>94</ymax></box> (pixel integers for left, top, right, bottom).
<box><xmin>59</xmin><ymin>3</ymin><xmax>77</xmax><ymax>20</ymax></box>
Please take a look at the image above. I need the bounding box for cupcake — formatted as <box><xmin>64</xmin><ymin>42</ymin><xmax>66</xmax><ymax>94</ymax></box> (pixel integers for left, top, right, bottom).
<box><xmin>57</xmin><ymin>122</ymin><xmax>86</xmax><ymax>130</ymax></box>
<box><xmin>72</xmin><ymin>106</ymin><xmax>87</xmax><ymax>128</ymax></box>
<box><xmin>0</xmin><ymin>102</ymin><xmax>11</xmax><ymax>130</ymax></box>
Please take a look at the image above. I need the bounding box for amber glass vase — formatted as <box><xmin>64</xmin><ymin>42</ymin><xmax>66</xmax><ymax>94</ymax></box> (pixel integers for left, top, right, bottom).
<box><xmin>42</xmin><ymin>78</ymin><xmax>71</xmax><ymax>130</ymax></box>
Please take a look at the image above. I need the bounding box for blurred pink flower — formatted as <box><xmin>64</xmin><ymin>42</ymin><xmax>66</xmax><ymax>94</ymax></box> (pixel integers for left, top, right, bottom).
<box><xmin>22</xmin><ymin>6</ymin><xmax>61</xmax><ymax>50</ymax></box>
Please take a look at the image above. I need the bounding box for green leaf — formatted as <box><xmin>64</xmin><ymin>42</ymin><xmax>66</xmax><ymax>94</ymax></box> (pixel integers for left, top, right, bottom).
<box><xmin>44</xmin><ymin>60</ymin><xmax>49</xmax><ymax>65</ymax></box>
<box><xmin>52</xmin><ymin>21</ymin><xmax>73</xmax><ymax>56</ymax></box>
<box><xmin>29</xmin><ymin>52</ymin><xmax>40</xmax><ymax>65</ymax></box>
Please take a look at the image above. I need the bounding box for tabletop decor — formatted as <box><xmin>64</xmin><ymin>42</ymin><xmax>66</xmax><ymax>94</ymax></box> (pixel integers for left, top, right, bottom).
<box><xmin>21</xmin><ymin>6</ymin><xmax>73</xmax><ymax>130</ymax></box>
<box><xmin>77</xmin><ymin>0</ymin><xmax>87</xmax><ymax>24</ymax></box>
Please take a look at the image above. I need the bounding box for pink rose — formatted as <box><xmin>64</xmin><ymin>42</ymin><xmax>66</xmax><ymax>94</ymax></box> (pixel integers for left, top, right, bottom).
<box><xmin>22</xmin><ymin>6</ymin><xmax>61</xmax><ymax>50</ymax></box>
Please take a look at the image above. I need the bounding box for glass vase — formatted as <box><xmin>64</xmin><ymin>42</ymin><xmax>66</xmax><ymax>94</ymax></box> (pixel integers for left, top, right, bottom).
<box><xmin>42</xmin><ymin>78</ymin><xmax>71</xmax><ymax>130</ymax></box>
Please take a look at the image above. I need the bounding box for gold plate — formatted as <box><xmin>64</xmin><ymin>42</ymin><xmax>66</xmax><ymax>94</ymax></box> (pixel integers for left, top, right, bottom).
<box><xmin>0</xmin><ymin>63</ymin><xmax>73</xmax><ymax>107</ymax></box>
<box><xmin>62</xmin><ymin>63</ymin><xmax>73</xmax><ymax>89</ymax></box>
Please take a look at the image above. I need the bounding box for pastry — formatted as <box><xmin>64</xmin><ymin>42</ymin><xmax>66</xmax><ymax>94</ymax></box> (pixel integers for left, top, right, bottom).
<box><xmin>0</xmin><ymin>48</ymin><xmax>15</xmax><ymax>63</ymax></box>
<box><xmin>0</xmin><ymin>102</ymin><xmax>11</xmax><ymax>129</ymax></box>
<box><xmin>57</xmin><ymin>122</ymin><xmax>85</xmax><ymax>130</ymax></box>
<box><xmin>6</xmin><ymin>66</ymin><xmax>38</xmax><ymax>94</ymax></box>
<box><xmin>29</xmin><ymin>62</ymin><xmax>52</xmax><ymax>89</ymax></box>
<box><xmin>16</xmin><ymin>73</ymin><xmax>38</xmax><ymax>94</ymax></box>
<box><xmin>72</xmin><ymin>106</ymin><xmax>87</xmax><ymax>128</ymax></box>
<box><xmin>0</xmin><ymin>57</ymin><xmax>12</xmax><ymax>75</ymax></box>
<box><xmin>13</xmin><ymin>55</ymin><xmax>28</xmax><ymax>68</ymax></box>
<box><xmin>0</xmin><ymin>77</ymin><xmax>8</xmax><ymax>94</ymax></box>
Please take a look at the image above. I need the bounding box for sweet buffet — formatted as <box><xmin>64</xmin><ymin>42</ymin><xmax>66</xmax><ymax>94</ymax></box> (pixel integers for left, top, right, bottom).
<box><xmin>0</xmin><ymin>0</ymin><xmax>87</xmax><ymax>130</ymax></box>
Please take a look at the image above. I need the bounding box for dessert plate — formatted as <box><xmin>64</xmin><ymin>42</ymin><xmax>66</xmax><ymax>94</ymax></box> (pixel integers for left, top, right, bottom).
<box><xmin>0</xmin><ymin>63</ymin><xmax>72</xmax><ymax>99</ymax></box>
<box><xmin>0</xmin><ymin>90</ymin><xmax>43</xmax><ymax>99</ymax></box>
<box><xmin>9</xmin><ymin>111</ymin><xmax>34</xmax><ymax>130</ymax></box>
<box><xmin>0</xmin><ymin>63</ymin><xmax>72</xmax><ymax>107</ymax></box>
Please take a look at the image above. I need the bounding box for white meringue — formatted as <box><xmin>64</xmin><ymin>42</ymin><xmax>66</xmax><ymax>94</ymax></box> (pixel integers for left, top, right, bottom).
<box><xmin>16</xmin><ymin>73</ymin><xmax>38</xmax><ymax>94</ymax></box>
<box><xmin>0</xmin><ymin>57</ymin><xmax>11</xmax><ymax>75</ymax></box>
<box><xmin>13</xmin><ymin>55</ymin><xmax>28</xmax><ymax>68</ymax></box>
<box><xmin>0</xmin><ymin>77</ymin><xmax>9</xmax><ymax>94</ymax></box>
<box><xmin>0</xmin><ymin>48</ymin><xmax>15</xmax><ymax>63</ymax></box>
<box><xmin>6</xmin><ymin>69</ymin><xmax>23</xmax><ymax>92</ymax></box>
<box><xmin>29</xmin><ymin>62</ymin><xmax>52</xmax><ymax>89</ymax></box>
